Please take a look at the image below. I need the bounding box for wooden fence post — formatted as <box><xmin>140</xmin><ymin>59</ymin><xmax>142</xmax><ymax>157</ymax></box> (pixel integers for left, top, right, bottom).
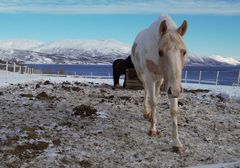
<box><xmin>238</xmin><ymin>71</ymin><xmax>240</xmax><ymax>86</ymax></box>
<box><xmin>13</xmin><ymin>63</ymin><xmax>16</xmax><ymax>73</ymax></box>
<box><xmin>216</xmin><ymin>71</ymin><xmax>219</xmax><ymax>85</ymax></box>
<box><xmin>198</xmin><ymin>71</ymin><xmax>202</xmax><ymax>84</ymax></box>
<box><xmin>6</xmin><ymin>62</ymin><xmax>8</xmax><ymax>72</ymax></box>
<box><xmin>185</xmin><ymin>70</ymin><xmax>188</xmax><ymax>83</ymax></box>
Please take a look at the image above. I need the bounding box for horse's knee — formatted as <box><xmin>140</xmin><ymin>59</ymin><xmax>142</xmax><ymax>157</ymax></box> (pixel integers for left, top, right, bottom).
<box><xmin>150</xmin><ymin>99</ymin><xmax>156</xmax><ymax>107</ymax></box>
<box><xmin>146</xmin><ymin>97</ymin><xmax>157</xmax><ymax>110</ymax></box>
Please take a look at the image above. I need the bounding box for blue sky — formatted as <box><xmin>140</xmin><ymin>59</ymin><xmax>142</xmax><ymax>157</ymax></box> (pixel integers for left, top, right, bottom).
<box><xmin>0</xmin><ymin>0</ymin><xmax>239</xmax><ymax>59</ymax></box>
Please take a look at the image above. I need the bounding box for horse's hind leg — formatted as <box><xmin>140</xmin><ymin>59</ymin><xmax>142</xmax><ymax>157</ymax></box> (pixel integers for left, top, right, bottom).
<box><xmin>169</xmin><ymin>98</ymin><xmax>184</xmax><ymax>155</ymax></box>
<box><xmin>155</xmin><ymin>79</ymin><xmax>163</xmax><ymax>97</ymax></box>
<box><xmin>143</xmin><ymin>81</ymin><xmax>151</xmax><ymax>120</ymax></box>
<box><xmin>113</xmin><ymin>72</ymin><xmax>120</xmax><ymax>87</ymax></box>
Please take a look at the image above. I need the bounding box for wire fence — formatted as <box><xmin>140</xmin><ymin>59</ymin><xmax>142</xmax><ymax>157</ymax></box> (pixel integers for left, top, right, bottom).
<box><xmin>182</xmin><ymin>70</ymin><xmax>240</xmax><ymax>86</ymax></box>
<box><xmin>0</xmin><ymin>62</ymin><xmax>240</xmax><ymax>86</ymax></box>
<box><xmin>43</xmin><ymin>69</ymin><xmax>240</xmax><ymax>86</ymax></box>
<box><xmin>0</xmin><ymin>62</ymin><xmax>42</xmax><ymax>74</ymax></box>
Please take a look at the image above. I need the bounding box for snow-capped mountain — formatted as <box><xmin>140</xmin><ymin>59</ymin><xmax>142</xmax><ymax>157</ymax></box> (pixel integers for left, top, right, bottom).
<box><xmin>212</xmin><ymin>55</ymin><xmax>240</xmax><ymax>65</ymax></box>
<box><xmin>186</xmin><ymin>52</ymin><xmax>240</xmax><ymax>66</ymax></box>
<box><xmin>0</xmin><ymin>39</ymin><xmax>239</xmax><ymax>66</ymax></box>
<box><xmin>33</xmin><ymin>39</ymin><xmax>130</xmax><ymax>55</ymax></box>
<box><xmin>0</xmin><ymin>39</ymin><xmax>43</xmax><ymax>50</ymax></box>
<box><xmin>0</xmin><ymin>39</ymin><xmax>130</xmax><ymax>64</ymax></box>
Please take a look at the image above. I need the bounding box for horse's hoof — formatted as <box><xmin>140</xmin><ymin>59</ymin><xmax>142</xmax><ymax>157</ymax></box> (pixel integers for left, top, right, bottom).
<box><xmin>148</xmin><ymin>130</ymin><xmax>160</xmax><ymax>137</ymax></box>
<box><xmin>144</xmin><ymin>113</ymin><xmax>151</xmax><ymax>121</ymax></box>
<box><xmin>114</xmin><ymin>85</ymin><xmax>122</xmax><ymax>89</ymax></box>
<box><xmin>172</xmin><ymin>146</ymin><xmax>184</xmax><ymax>157</ymax></box>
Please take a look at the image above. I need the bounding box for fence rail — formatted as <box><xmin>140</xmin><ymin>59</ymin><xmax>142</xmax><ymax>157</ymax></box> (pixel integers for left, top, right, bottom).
<box><xmin>75</xmin><ymin>70</ymin><xmax>240</xmax><ymax>86</ymax></box>
<box><xmin>182</xmin><ymin>70</ymin><xmax>240</xmax><ymax>86</ymax></box>
<box><xmin>181</xmin><ymin>70</ymin><xmax>219</xmax><ymax>85</ymax></box>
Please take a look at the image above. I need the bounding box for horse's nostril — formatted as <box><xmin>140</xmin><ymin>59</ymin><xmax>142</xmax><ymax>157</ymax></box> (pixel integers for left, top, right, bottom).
<box><xmin>167</xmin><ymin>88</ymin><xmax>172</xmax><ymax>95</ymax></box>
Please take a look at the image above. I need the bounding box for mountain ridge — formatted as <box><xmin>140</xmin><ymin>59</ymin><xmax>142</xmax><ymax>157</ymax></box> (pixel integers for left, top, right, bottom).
<box><xmin>0</xmin><ymin>39</ymin><xmax>239</xmax><ymax>66</ymax></box>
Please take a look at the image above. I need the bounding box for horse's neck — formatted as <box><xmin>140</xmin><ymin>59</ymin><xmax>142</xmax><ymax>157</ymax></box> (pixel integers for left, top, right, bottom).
<box><xmin>149</xmin><ymin>20</ymin><xmax>161</xmax><ymax>43</ymax></box>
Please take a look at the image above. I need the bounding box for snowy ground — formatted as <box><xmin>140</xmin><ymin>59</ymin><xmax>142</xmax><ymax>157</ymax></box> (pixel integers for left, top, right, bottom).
<box><xmin>0</xmin><ymin>70</ymin><xmax>119</xmax><ymax>88</ymax></box>
<box><xmin>1</xmin><ymin>70</ymin><xmax>240</xmax><ymax>100</ymax></box>
<box><xmin>0</xmin><ymin>72</ymin><xmax>240</xmax><ymax>167</ymax></box>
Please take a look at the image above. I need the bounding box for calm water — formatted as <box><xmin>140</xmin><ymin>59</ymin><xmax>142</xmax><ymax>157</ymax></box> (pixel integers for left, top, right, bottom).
<box><xmin>26</xmin><ymin>64</ymin><xmax>240</xmax><ymax>86</ymax></box>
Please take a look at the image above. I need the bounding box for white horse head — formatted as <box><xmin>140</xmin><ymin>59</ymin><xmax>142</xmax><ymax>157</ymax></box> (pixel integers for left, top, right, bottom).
<box><xmin>159</xmin><ymin>20</ymin><xmax>188</xmax><ymax>98</ymax></box>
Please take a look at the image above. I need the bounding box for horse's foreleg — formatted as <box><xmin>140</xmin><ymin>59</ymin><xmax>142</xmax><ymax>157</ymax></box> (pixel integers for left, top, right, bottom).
<box><xmin>145</xmin><ymin>82</ymin><xmax>158</xmax><ymax>136</ymax></box>
<box><xmin>169</xmin><ymin>98</ymin><xmax>184</xmax><ymax>155</ymax></box>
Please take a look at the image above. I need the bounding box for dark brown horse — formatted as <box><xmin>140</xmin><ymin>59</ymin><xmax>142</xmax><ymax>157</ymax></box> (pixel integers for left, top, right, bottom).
<box><xmin>112</xmin><ymin>56</ymin><xmax>134</xmax><ymax>88</ymax></box>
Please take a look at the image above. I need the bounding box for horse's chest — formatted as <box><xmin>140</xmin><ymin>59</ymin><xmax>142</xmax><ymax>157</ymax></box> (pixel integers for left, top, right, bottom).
<box><xmin>145</xmin><ymin>59</ymin><xmax>162</xmax><ymax>76</ymax></box>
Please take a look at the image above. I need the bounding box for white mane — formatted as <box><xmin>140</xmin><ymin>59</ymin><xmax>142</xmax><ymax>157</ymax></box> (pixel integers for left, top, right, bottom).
<box><xmin>149</xmin><ymin>15</ymin><xmax>178</xmax><ymax>41</ymax></box>
<box><xmin>134</xmin><ymin>15</ymin><xmax>178</xmax><ymax>53</ymax></box>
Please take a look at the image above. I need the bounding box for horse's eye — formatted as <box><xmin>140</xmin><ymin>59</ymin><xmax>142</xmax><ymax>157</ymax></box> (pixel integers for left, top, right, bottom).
<box><xmin>180</xmin><ymin>49</ymin><xmax>186</xmax><ymax>56</ymax></box>
<box><xmin>182</xmin><ymin>49</ymin><xmax>186</xmax><ymax>56</ymax></box>
<box><xmin>159</xmin><ymin>50</ymin><xmax>164</xmax><ymax>57</ymax></box>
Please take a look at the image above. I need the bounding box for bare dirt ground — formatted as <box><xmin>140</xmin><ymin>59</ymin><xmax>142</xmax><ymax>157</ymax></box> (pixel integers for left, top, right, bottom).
<box><xmin>0</xmin><ymin>80</ymin><xmax>239</xmax><ymax>168</ymax></box>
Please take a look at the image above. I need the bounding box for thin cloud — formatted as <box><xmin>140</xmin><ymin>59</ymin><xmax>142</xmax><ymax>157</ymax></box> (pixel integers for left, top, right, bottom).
<box><xmin>0</xmin><ymin>0</ymin><xmax>239</xmax><ymax>15</ymax></box>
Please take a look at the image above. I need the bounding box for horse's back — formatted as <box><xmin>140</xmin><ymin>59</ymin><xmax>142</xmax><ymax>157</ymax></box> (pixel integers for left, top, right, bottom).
<box><xmin>125</xmin><ymin>56</ymin><xmax>134</xmax><ymax>69</ymax></box>
<box><xmin>131</xmin><ymin>21</ymin><xmax>158</xmax><ymax>75</ymax></box>
<box><xmin>113</xmin><ymin>59</ymin><xmax>124</xmax><ymax>66</ymax></box>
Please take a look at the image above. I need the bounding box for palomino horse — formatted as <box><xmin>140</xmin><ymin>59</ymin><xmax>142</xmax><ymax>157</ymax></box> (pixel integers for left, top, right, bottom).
<box><xmin>112</xmin><ymin>56</ymin><xmax>134</xmax><ymax>88</ymax></box>
<box><xmin>131</xmin><ymin>15</ymin><xmax>187</xmax><ymax>155</ymax></box>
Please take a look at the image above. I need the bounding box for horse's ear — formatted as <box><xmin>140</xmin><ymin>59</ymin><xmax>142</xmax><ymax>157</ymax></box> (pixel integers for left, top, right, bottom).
<box><xmin>177</xmin><ymin>20</ymin><xmax>188</xmax><ymax>36</ymax></box>
<box><xmin>159</xmin><ymin>20</ymin><xmax>168</xmax><ymax>36</ymax></box>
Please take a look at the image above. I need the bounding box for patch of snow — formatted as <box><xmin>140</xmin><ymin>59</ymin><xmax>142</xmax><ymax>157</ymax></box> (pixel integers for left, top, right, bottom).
<box><xmin>182</xmin><ymin>83</ymin><xmax>240</xmax><ymax>101</ymax></box>
<box><xmin>97</xmin><ymin>111</ymin><xmax>108</xmax><ymax>118</ymax></box>
<box><xmin>0</xmin><ymin>127</ymin><xmax>22</xmax><ymax>141</ymax></box>
<box><xmin>0</xmin><ymin>70</ymin><xmax>46</xmax><ymax>87</ymax></box>
<box><xmin>44</xmin><ymin>147</ymin><xmax>58</xmax><ymax>158</ymax></box>
<box><xmin>213</xmin><ymin>55</ymin><xmax>240</xmax><ymax>65</ymax></box>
